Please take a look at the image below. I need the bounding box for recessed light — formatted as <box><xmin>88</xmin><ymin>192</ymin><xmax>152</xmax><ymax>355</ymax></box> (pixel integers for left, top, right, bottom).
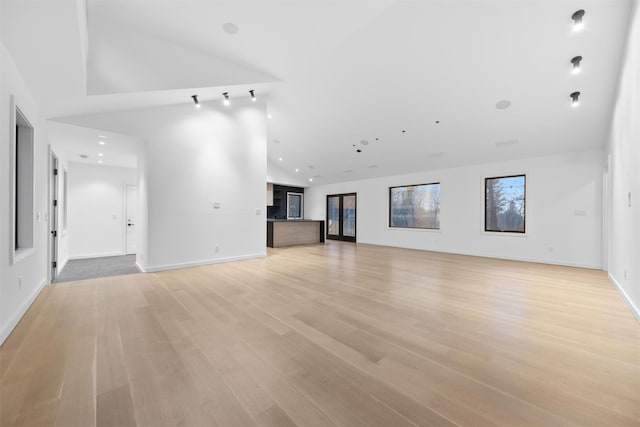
<box><xmin>98</xmin><ymin>135</ymin><xmax>107</xmax><ymax>139</ymax></box>
<box><xmin>98</xmin><ymin>153</ymin><xmax>104</xmax><ymax>156</ymax></box>
<box><xmin>495</xmin><ymin>100</ymin><xmax>511</xmax><ymax>110</ymax></box>
<box><xmin>309</xmin><ymin>178</ymin><xmax>313</xmax><ymax>182</ymax></box>
<box><xmin>278</xmin><ymin>157</ymin><xmax>283</xmax><ymax>161</ymax></box>
<box><xmin>267</xmin><ymin>114</ymin><xmax>272</xmax><ymax>119</ymax></box>
<box><xmin>98</xmin><ymin>160</ymin><xmax>103</xmax><ymax>164</ymax></box>
<box><xmin>295</xmin><ymin>168</ymin><xmax>299</xmax><ymax>172</ymax></box>
<box><xmin>98</xmin><ymin>141</ymin><xmax>105</xmax><ymax>145</ymax></box>
<box><xmin>222</xmin><ymin>22</ymin><xmax>239</xmax><ymax>34</ymax></box>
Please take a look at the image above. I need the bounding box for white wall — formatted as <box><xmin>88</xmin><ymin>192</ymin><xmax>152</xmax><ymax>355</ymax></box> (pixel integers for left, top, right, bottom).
<box><xmin>307</xmin><ymin>149</ymin><xmax>604</xmax><ymax>269</ymax></box>
<box><xmin>0</xmin><ymin>43</ymin><xmax>49</xmax><ymax>344</ymax></box>
<box><xmin>607</xmin><ymin>0</ymin><xmax>640</xmax><ymax>320</ymax></box>
<box><xmin>65</xmin><ymin>98</ymin><xmax>268</xmax><ymax>272</ymax></box>
<box><xmin>136</xmin><ymin>140</ymin><xmax>149</xmax><ymax>271</ymax></box>
<box><xmin>67</xmin><ymin>162</ymin><xmax>136</xmax><ymax>259</ymax></box>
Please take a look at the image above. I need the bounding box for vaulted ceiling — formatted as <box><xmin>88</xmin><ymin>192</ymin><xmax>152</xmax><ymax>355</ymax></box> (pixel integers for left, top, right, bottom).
<box><xmin>0</xmin><ymin>0</ymin><xmax>633</xmax><ymax>184</ymax></box>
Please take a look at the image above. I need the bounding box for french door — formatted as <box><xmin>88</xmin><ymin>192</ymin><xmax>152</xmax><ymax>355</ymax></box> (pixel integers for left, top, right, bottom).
<box><xmin>326</xmin><ymin>193</ymin><xmax>356</xmax><ymax>242</ymax></box>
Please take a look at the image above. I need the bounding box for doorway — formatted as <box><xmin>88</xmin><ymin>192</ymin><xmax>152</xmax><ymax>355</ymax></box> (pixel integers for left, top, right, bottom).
<box><xmin>126</xmin><ymin>185</ymin><xmax>137</xmax><ymax>255</ymax></box>
<box><xmin>326</xmin><ymin>193</ymin><xmax>356</xmax><ymax>242</ymax></box>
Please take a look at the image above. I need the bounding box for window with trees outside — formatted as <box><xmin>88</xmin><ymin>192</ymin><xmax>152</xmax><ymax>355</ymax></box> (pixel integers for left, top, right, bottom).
<box><xmin>389</xmin><ymin>183</ymin><xmax>440</xmax><ymax>229</ymax></box>
<box><xmin>485</xmin><ymin>174</ymin><xmax>525</xmax><ymax>233</ymax></box>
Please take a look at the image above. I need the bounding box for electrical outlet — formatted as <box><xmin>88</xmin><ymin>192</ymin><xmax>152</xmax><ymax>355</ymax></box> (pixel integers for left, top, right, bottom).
<box><xmin>213</xmin><ymin>201</ymin><xmax>221</xmax><ymax>209</ymax></box>
<box><xmin>574</xmin><ymin>209</ymin><xmax>587</xmax><ymax>217</ymax></box>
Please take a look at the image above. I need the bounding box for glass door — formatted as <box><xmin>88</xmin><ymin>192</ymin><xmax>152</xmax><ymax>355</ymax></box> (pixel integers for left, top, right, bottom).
<box><xmin>326</xmin><ymin>193</ymin><xmax>356</xmax><ymax>242</ymax></box>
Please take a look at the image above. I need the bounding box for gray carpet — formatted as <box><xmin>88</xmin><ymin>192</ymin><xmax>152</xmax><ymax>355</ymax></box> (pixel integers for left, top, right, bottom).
<box><xmin>54</xmin><ymin>255</ymin><xmax>140</xmax><ymax>283</ymax></box>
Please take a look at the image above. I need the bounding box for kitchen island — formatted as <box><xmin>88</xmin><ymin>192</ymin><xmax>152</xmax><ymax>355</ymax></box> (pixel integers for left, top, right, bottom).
<box><xmin>267</xmin><ymin>219</ymin><xmax>325</xmax><ymax>248</ymax></box>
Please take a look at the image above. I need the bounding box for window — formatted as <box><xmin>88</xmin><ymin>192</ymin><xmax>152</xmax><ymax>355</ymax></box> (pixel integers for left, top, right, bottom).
<box><xmin>287</xmin><ymin>192</ymin><xmax>303</xmax><ymax>219</ymax></box>
<box><xmin>485</xmin><ymin>174</ymin><xmax>525</xmax><ymax>233</ymax></box>
<box><xmin>10</xmin><ymin>96</ymin><xmax>35</xmax><ymax>263</ymax></box>
<box><xmin>389</xmin><ymin>183</ymin><xmax>440</xmax><ymax>229</ymax></box>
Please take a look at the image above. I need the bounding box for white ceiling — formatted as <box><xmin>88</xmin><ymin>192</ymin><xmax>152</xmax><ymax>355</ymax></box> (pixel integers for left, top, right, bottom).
<box><xmin>0</xmin><ymin>0</ymin><xmax>633</xmax><ymax>183</ymax></box>
<box><xmin>48</xmin><ymin>122</ymin><xmax>139</xmax><ymax>169</ymax></box>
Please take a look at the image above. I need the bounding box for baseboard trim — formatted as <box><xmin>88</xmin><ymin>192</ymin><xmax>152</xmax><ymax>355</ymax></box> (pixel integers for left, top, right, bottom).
<box><xmin>135</xmin><ymin>261</ymin><xmax>146</xmax><ymax>273</ymax></box>
<box><xmin>69</xmin><ymin>252</ymin><xmax>126</xmax><ymax>260</ymax></box>
<box><xmin>56</xmin><ymin>256</ymin><xmax>68</xmax><ymax>275</ymax></box>
<box><xmin>144</xmin><ymin>253</ymin><xmax>267</xmax><ymax>273</ymax></box>
<box><xmin>0</xmin><ymin>278</ymin><xmax>48</xmax><ymax>346</ymax></box>
<box><xmin>357</xmin><ymin>241</ymin><xmax>602</xmax><ymax>270</ymax></box>
<box><xmin>608</xmin><ymin>273</ymin><xmax>640</xmax><ymax>323</ymax></box>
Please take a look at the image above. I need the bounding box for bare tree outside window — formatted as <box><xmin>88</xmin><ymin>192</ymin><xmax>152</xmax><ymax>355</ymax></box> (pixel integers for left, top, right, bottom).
<box><xmin>485</xmin><ymin>175</ymin><xmax>525</xmax><ymax>233</ymax></box>
<box><xmin>389</xmin><ymin>183</ymin><xmax>440</xmax><ymax>229</ymax></box>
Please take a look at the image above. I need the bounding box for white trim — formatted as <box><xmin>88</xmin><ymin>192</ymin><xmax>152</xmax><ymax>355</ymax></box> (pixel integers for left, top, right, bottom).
<box><xmin>9</xmin><ymin>95</ymin><xmax>36</xmax><ymax>265</ymax></box>
<box><xmin>144</xmin><ymin>253</ymin><xmax>266</xmax><ymax>273</ymax></box>
<box><xmin>69</xmin><ymin>251</ymin><xmax>126</xmax><ymax>260</ymax></box>
<box><xmin>0</xmin><ymin>279</ymin><xmax>48</xmax><ymax>345</ymax></box>
<box><xmin>57</xmin><ymin>257</ymin><xmax>68</xmax><ymax>275</ymax></box>
<box><xmin>608</xmin><ymin>273</ymin><xmax>640</xmax><ymax>323</ymax></box>
<box><xmin>135</xmin><ymin>261</ymin><xmax>146</xmax><ymax>273</ymax></box>
<box><xmin>12</xmin><ymin>247</ymin><xmax>35</xmax><ymax>264</ymax></box>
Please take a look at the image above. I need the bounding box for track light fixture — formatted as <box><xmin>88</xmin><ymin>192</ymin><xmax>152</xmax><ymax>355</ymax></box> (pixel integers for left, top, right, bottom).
<box><xmin>572</xmin><ymin>9</ymin><xmax>585</xmax><ymax>31</ymax></box>
<box><xmin>570</xmin><ymin>91</ymin><xmax>581</xmax><ymax>107</ymax></box>
<box><xmin>249</xmin><ymin>90</ymin><xmax>256</xmax><ymax>101</ymax></box>
<box><xmin>223</xmin><ymin>92</ymin><xmax>230</xmax><ymax>106</ymax></box>
<box><xmin>571</xmin><ymin>56</ymin><xmax>583</xmax><ymax>74</ymax></box>
<box><xmin>191</xmin><ymin>95</ymin><xmax>200</xmax><ymax>108</ymax></box>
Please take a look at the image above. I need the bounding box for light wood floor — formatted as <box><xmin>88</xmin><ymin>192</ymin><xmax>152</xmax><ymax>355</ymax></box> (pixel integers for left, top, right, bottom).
<box><xmin>1</xmin><ymin>242</ymin><xmax>638</xmax><ymax>426</ymax></box>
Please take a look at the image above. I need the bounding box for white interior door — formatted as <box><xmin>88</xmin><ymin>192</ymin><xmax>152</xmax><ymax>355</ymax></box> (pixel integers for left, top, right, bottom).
<box><xmin>126</xmin><ymin>185</ymin><xmax>137</xmax><ymax>255</ymax></box>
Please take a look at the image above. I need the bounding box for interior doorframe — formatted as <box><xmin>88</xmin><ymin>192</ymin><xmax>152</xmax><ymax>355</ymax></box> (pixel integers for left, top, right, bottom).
<box><xmin>47</xmin><ymin>147</ymin><xmax>59</xmax><ymax>283</ymax></box>
<box><xmin>326</xmin><ymin>193</ymin><xmax>357</xmax><ymax>242</ymax></box>
<box><xmin>124</xmin><ymin>184</ymin><xmax>137</xmax><ymax>255</ymax></box>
